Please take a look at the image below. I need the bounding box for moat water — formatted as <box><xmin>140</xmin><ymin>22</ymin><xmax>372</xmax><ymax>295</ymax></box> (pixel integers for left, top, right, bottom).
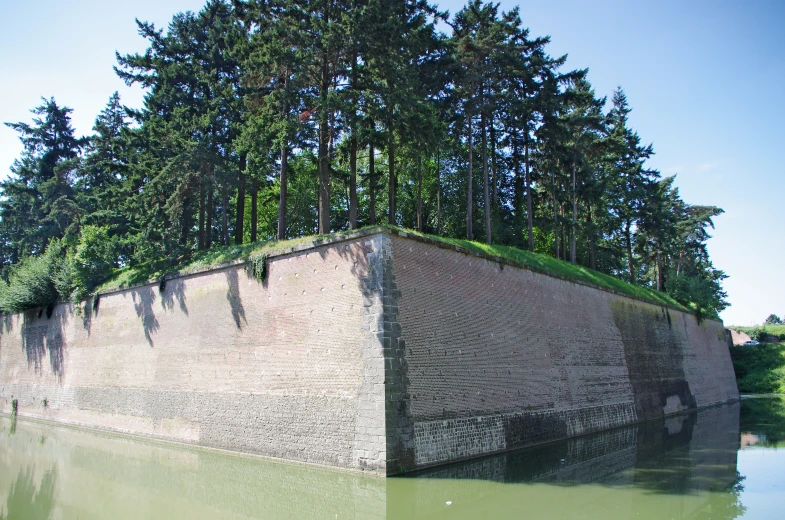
<box><xmin>1</xmin><ymin>397</ymin><xmax>783</xmax><ymax>519</ymax></box>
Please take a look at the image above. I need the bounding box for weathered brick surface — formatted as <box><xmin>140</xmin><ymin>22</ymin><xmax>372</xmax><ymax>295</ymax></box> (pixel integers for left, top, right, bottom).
<box><xmin>390</xmin><ymin>235</ymin><xmax>739</xmax><ymax>470</ymax></box>
<box><xmin>0</xmin><ymin>229</ymin><xmax>739</xmax><ymax>475</ymax></box>
<box><xmin>0</xmin><ymin>235</ymin><xmax>389</xmax><ymax>473</ymax></box>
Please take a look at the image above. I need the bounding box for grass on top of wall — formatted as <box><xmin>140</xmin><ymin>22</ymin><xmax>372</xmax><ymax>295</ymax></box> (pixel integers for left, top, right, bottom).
<box><xmin>97</xmin><ymin>225</ymin><xmax>688</xmax><ymax>312</ymax></box>
<box><xmin>395</xmin><ymin>227</ymin><xmax>688</xmax><ymax>312</ymax></box>
<box><xmin>97</xmin><ymin>229</ymin><xmax>364</xmax><ymax>292</ymax></box>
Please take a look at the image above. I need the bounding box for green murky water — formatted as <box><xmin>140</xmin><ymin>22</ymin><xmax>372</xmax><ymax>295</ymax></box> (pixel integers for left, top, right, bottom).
<box><xmin>1</xmin><ymin>398</ymin><xmax>783</xmax><ymax>519</ymax></box>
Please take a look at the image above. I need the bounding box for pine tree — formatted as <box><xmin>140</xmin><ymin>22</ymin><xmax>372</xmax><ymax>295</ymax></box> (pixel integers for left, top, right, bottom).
<box><xmin>605</xmin><ymin>87</ymin><xmax>656</xmax><ymax>283</ymax></box>
<box><xmin>116</xmin><ymin>0</ymin><xmax>247</xmax><ymax>255</ymax></box>
<box><xmin>1</xmin><ymin>98</ymin><xmax>84</xmax><ymax>266</ymax></box>
<box><xmin>77</xmin><ymin>92</ymin><xmax>135</xmax><ymax>263</ymax></box>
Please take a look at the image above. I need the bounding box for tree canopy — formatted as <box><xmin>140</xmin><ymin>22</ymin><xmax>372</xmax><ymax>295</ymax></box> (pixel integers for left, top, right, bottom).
<box><xmin>0</xmin><ymin>0</ymin><xmax>728</xmax><ymax>319</ymax></box>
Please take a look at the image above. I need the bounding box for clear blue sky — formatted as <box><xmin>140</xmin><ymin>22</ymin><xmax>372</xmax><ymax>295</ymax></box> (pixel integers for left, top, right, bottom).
<box><xmin>0</xmin><ymin>0</ymin><xmax>782</xmax><ymax>325</ymax></box>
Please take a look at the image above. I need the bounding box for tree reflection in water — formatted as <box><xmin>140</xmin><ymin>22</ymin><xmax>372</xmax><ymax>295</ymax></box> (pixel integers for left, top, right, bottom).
<box><xmin>0</xmin><ymin>466</ymin><xmax>57</xmax><ymax>520</ymax></box>
<box><xmin>739</xmin><ymin>396</ymin><xmax>785</xmax><ymax>447</ymax></box>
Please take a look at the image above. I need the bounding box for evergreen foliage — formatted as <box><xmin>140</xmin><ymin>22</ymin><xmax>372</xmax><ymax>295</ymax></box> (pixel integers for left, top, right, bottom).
<box><xmin>0</xmin><ymin>0</ymin><xmax>728</xmax><ymax>318</ymax></box>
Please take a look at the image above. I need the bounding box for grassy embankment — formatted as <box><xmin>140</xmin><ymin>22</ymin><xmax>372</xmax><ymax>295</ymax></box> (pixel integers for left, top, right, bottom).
<box><xmin>98</xmin><ymin>225</ymin><xmax>688</xmax><ymax>312</ymax></box>
<box><xmin>730</xmin><ymin>324</ymin><xmax>785</xmax><ymax>341</ymax></box>
<box><xmin>731</xmin><ymin>342</ymin><xmax>785</xmax><ymax>394</ymax></box>
<box><xmin>728</xmin><ymin>324</ymin><xmax>785</xmax><ymax>393</ymax></box>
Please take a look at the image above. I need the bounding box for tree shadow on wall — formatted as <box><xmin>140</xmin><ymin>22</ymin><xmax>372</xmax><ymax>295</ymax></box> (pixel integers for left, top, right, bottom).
<box><xmin>3</xmin><ymin>314</ymin><xmax>14</xmax><ymax>334</ymax></box>
<box><xmin>80</xmin><ymin>295</ymin><xmax>103</xmax><ymax>337</ymax></box>
<box><xmin>161</xmin><ymin>277</ymin><xmax>188</xmax><ymax>316</ymax></box>
<box><xmin>131</xmin><ymin>287</ymin><xmax>160</xmax><ymax>347</ymax></box>
<box><xmin>225</xmin><ymin>269</ymin><xmax>246</xmax><ymax>329</ymax></box>
<box><xmin>0</xmin><ymin>466</ymin><xmax>57</xmax><ymax>520</ymax></box>
<box><xmin>20</xmin><ymin>307</ymin><xmax>67</xmax><ymax>379</ymax></box>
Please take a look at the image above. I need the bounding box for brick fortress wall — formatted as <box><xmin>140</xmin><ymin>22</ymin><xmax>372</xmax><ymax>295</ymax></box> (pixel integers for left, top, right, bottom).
<box><xmin>388</xmin><ymin>235</ymin><xmax>739</xmax><ymax>471</ymax></box>
<box><xmin>0</xmin><ymin>229</ymin><xmax>739</xmax><ymax>475</ymax></box>
<box><xmin>0</xmin><ymin>233</ymin><xmax>392</xmax><ymax>473</ymax></box>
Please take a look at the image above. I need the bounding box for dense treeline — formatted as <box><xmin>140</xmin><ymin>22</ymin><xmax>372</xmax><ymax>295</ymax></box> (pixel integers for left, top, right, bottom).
<box><xmin>0</xmin><ymin>0</ymin><xmax>727</xmax><ymax>317</ymax></box>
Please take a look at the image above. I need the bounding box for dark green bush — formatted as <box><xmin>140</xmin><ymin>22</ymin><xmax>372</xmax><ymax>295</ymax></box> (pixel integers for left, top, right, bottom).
<box><xmin>0</xmin><ymin>241</ymin><xmax>68</xmax><ymax>313</ymax></box>
<box><xmin>0</xmin><ymin>226</ymin><xmax>122</xmax><ymax>314</ymax></box>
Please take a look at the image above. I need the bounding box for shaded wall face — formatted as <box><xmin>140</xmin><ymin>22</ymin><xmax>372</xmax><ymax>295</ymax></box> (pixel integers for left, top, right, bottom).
<box><xmin>0</xmin><ymin>237</ymin><xmax>388</xmax><ymax>472</ymax></box>
<box><xmin>391</xmin><ymin>237</ymin><xmax>739</xmax><ymax>469</ymax></box>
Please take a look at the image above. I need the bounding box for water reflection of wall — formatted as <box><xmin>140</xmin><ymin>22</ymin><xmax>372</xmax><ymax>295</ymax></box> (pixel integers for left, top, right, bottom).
<box><xmin>390</xmin><ymin>403</ymin><xmax>742</xmax><ymax>520</ymax></box>
<box><xmin>0</xmin><ymin>418</ymin><xmax>387</xmax><ymax>520</ymax></box>
<box><xmin>0</xmin><ymin>403</ymin><xmax>744</xmax><ymax>520</ymax></box>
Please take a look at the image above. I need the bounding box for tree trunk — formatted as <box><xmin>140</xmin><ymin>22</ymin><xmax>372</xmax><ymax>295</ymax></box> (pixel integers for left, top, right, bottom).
<box><xmin>560</xmin><ymin>205</ymin><xmax>566</xmax><ymax>261</ymax></box>
<box><xmin>625</xmin><ymin>219</ymin><xmax>634</xmax><ymax>284</ymax></box>
<box><xmin>198</xmin><ymin>175</ymin><xmax>205</xmax><ymax>250</ymax></box>
<box><xmin>206</xmin><ymin>176</ymin><xmax>213</xmax><ymax>249</ymax></box>
<box><xmin>525</xmin><ymin>136</ymin><xmax>534</xmax><ymax>252</ymax></box>
<box><xmin>587</xmin><ymin>204</ymin><xmax>596</xmax><ymax>270</ymax></box>
<box><xmin>512</xmin><ymin>124</ymin><xmax>522</xmax><ymax>236</ymax></box>
<box><xmin>250</xmin><ymin>178</ymin><xmax>258</xmax><ymax>242</ymax></box>
<box><xmin>277</xmin><ymin>146</ymin><xmax>288</xmax><ymax>240</ymax></box>
<box><xmin>466</xmin><ymin>107</ymin><xmax>474</xmax><ymax>241</ymax></box>
<box><xmin>436</xmin><ymin>149</ymin><xmax>441</xmax><ymax>236</ymax></box>
<box><xmin>656</xmin><ymin>247</ymin><xmax>664</xmax><ymax>291</ymax></box>
<box><xmin>369</xmin><ymin>143</ymin><xmax>376</xmax><ymax>225</ymax></box>
<box><xmin>416</xmin><ymin>155</ymin><xmax>423</xmax><ymax>232</ymax></box>
<box><xmin>482</xmin><ymin>111</ymin><xmax>491</xmax><ymax>245</ymax></box>
<box><xmin>317</xmin><ymin>18</ymin><xmax>330</xmax><ymax>235</ymax></box>
<box><xmin>677</xmin><ymin>249</ymin><xmax>684</xmax><ymax>276</ymax></box>
<box><xmin>278</xmin><ymin>75</ymin><xmax>289</xmax><ymax>240</ymax></box>
<box><xmin>349</xmin><ymin>52</ymin><xmax>358</xmax><ymax>229</ymax></box>
<box><xmin>490</xmin><ymin>115</ymin><xmax>497</xmax><ymax>207</ymax></box>
<box><xmin>349</xmin><ymin>137</ymin><xmax>357</xmax><ymax>229</ymax></box>
<box><xmin>222</xmin><ymin>189</ymin><xmax>229</xmax><ymax>246</ymax></box>
<box><xmin>318</xmin><ymin>114</ymin><xmax>330</xmax><ymax>234</ymax></box>
<box><xmin>552</xmin><ymin>169</ymin><xmax>558</xmax><ymax>257</ymax></box>
<box><xmin>235</xmin><ymin>153</ymin><xmax>246</xmax><ymax>245</ymax></box>
<box><xmin>388</xmin><ymin>129</ymin><xmax>396</xmax><ymax>226</ymax></box>
<box><xmin>570</xmin><ymin>158</ymin><xmax>577</xmax><ymax>264</ymax></box>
